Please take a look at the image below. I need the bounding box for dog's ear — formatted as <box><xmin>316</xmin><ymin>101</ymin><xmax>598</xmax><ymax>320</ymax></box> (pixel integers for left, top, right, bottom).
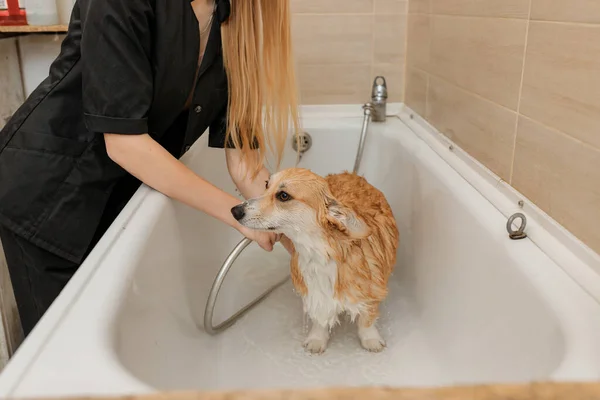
<box><xmin>325</xmin><ymin>196</ymin><xmax>370</xmax><ymax>239</ymax></box>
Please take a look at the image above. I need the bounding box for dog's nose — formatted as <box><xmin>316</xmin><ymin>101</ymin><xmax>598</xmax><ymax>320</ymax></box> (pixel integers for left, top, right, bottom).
<box><xmin>231</xmin><ymin>204</ymin><xmax>245</xmax><ymax>221</ymax></box>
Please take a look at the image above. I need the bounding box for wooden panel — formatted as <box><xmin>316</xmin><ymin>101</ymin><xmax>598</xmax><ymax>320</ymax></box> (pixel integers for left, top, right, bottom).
<box><xmin>0</xmin><ymin>239</ymin><xmax>23</xmax><ymax>370</ymax></box>
<box><xmin>0</xmin><ymin>24</ymin><xmax>67</xmax><ymax>33</ymax></box>
<box><xmin>0</xmin><ymin>38</ymin><xmax>24</xmax><ymax>369</ymax></box>
<box><xmin>0</xmin><ymin>38</ymin><xmax>24</xmax><ymax>126</ymax></box>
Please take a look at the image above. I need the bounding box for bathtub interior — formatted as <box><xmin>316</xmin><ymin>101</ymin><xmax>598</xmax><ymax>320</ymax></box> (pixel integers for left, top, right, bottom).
<box><xmin>112</xmin><ymin>115</ymin><xmax>566</xmax><ymax>392</ymax></box>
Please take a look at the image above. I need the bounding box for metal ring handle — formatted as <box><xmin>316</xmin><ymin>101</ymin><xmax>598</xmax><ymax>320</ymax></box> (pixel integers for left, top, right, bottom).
<box><xmin>374</xmin><ymin>76</ymin><xmax>387</xmax><ymax>86</ymax></box>
<box><xmin>506</xmin><ymin>212</ymin><xmax>527</xmax><ymax>240</ymax></box>
<box><xmin>203</xmin><ymin>237</ymin><xmax>290</xmax><ymax>335</ymax></box>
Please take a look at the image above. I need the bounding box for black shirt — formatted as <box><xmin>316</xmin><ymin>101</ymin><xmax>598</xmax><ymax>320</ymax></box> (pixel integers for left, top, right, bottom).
<box><xmin>0</xmin><ymin>0</ymin><xmax>232</xmax><ymax>263</ymax></box>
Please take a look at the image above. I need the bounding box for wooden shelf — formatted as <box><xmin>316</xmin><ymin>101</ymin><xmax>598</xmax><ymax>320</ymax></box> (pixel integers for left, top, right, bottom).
<box><xmin>0</xmin><ymin>24</ymin><xmax>67</xmax><ymax>33</ymax></box>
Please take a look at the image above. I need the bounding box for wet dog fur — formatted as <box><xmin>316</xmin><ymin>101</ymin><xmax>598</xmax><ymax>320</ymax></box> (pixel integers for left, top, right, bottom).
<box><xmin>231</xmin><ymin>168</ymin><xmax>399</xmax><ymax>353</ymax></box>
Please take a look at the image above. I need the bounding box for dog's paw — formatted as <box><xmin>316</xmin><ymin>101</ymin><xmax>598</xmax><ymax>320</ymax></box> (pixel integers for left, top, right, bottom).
<box><xmin>358</xmin><ymin>323</ymin><xmax>386</xmax><ymax>352</ymax></box>
<box><xmin>303</xmin><ymin>338</ymin><xmax>328</xmax><ymax>354</ymax></box>
<box><xmin>360</xmin><ymin>337</ymin><xmax>386</xmax><ymax>352</ymax></box>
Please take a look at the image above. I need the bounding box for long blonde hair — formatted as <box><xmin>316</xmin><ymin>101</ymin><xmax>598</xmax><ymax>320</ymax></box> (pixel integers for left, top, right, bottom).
<box><xmin>221</xmin><ymin>0</ymin><xmax>301</xmax><ymax>177</ymax></box>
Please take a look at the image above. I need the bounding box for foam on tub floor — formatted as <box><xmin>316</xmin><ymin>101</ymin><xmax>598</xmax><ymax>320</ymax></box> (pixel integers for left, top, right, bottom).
<box><xmin>117</xmin><ymin>276</ymin><xmax>446</xmax><ymax>391</ymax></box>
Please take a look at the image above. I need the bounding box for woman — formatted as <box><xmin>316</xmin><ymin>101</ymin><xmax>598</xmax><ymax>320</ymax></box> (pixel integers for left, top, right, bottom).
<box><xmin>0</xmin><ymin>0</ymin><xmax>300</xmax><ymax>337</ymax></box>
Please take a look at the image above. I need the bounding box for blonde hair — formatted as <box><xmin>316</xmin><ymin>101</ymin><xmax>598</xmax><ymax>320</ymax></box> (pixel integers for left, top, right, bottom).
<box><xmin>221</xmin><ymin>0</ymin><xmax>301</xmax><ymax>177</ymax></box>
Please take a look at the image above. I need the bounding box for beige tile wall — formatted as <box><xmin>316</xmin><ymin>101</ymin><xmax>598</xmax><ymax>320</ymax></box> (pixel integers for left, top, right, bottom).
<box><xmin>405</xmin><ymin>0</ymin><xmax>600</xmax><ymax>254</ymax></box>
<box><xmin>291</xmin><ymin>0</ymin><xmax>407</xmax><ymax>104</ymax></box>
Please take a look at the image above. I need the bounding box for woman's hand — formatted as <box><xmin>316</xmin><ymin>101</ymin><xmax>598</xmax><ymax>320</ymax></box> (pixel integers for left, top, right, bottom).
<box><xmin>239</xmin><ymin>227</ymin><xmax>278</xmax><ymax>251</ymax></box>
<box><xmin>240</xmin><ymin>228</ymin><xmax>294</xmax><ymax>255</ymax></box>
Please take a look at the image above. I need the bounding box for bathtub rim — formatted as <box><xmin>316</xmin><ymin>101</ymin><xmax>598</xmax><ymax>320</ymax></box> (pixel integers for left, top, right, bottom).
<box><xmin>398</xmin><ymin>106</ymin><xmax>600</xmax><ymax>307</ymax></box>
<box><xmin>1</xmin><ymin>102</ymin><xmax>599</xmax><ymax>396</ymax></box>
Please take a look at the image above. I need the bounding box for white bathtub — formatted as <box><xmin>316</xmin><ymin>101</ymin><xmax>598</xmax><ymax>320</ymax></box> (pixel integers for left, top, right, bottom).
<box><xmin>1</xmin><ymin>104</ymin><xmax>600</xmax><ymax>398</ymax></box>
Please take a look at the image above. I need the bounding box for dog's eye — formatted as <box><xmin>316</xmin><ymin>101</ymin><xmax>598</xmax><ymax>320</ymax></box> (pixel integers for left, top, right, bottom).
<box><xmin>265</xmin><ymin>180</ymin><xmax>269</xmax><ymax>189</ymax></box>
<box><xmin>276</xmin><ymin>191</ymin><xmax>291</xmax><ymax>202</ymax></box>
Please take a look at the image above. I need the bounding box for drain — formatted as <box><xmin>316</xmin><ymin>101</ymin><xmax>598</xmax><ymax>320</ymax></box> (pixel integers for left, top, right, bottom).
<box><xmin>292</xmin><ymin>131</ymin><xmax>312</xmax><ymax>153</ymax></box>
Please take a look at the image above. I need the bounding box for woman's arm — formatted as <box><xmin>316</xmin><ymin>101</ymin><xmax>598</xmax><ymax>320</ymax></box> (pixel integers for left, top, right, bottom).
<box><xmin>104</xmin><ymin>133</ymin><xmax>276</xmax><ymax>251</ymax></box>
<box><xmin>225</xmin><ymin>148</ymin><xmax>295</xmax><ymax>255</ymax></box>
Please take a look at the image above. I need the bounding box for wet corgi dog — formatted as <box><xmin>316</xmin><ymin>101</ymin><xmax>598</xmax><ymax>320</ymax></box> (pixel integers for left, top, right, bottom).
<box><xmin>231</xmin><ymin>168</ymin><xmax>399</xmax><ymax>354</ymax></box>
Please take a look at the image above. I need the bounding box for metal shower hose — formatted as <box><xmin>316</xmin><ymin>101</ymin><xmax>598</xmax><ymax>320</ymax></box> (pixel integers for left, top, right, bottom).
<box><xmin>203</xmin><ymin>103</ymin><xmax>375</xmax><ymax>335</ymax></box>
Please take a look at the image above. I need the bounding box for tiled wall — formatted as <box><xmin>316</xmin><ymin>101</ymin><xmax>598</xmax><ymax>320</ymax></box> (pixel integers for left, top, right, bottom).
<box><xmin>291</xmin><ymin>0</ymin><xmax>407</xmax><ymax>104</ymax></box>
<box><xmin>405</xmin><ymin>0</ymin><xmax>600</xmax><ymax>254</ymax></box>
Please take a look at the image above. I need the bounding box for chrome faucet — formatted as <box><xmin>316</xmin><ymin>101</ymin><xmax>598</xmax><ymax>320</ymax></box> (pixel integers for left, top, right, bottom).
<box><xmin>370</xmin><ymin>76</ymin><xmax>387</xmax><ymax>122</ymax></box>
